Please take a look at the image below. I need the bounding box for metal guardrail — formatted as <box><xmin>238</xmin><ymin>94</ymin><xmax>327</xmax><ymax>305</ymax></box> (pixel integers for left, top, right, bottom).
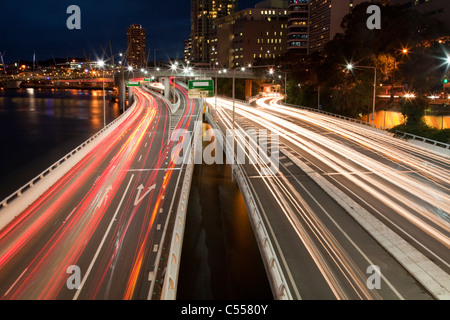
<box><xmin>0</xmin><ymin>93</ymin><xmax>137</xmax><ymax>209</ymax></box>
<box><xmin>162</xmin><ymin>115</ymin><xmax>202</xmax><ymax>300</ymax></box>
<box><xmin>394</xmin><ymin>130</ymin><xmax>450</xmax><ymax>150</ymax></box>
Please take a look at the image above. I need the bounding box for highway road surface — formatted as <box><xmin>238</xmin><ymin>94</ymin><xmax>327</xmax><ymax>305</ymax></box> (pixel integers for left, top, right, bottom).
<box><xmin>0</xmin><ymin>84</ymin><xmax>200</xmax><ymax>300</ymax></box>
<box><xmin>206</xmin><ymin>96</ymin><xmax>450</xmax><ymax>300</ymax></box>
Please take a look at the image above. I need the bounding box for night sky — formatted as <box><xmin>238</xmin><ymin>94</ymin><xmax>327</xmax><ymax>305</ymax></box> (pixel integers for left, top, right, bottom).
<box><xmin>1</xmin><ymin>0</ymin><xmax>260</xmax><ymax>64</ymax></box>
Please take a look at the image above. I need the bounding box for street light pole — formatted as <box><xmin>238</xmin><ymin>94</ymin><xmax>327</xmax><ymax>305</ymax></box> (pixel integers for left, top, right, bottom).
<box><xmin>347</xmin><ymin>64</ymin><xmax>377</xmax><ymax>124</ymax></box>
<box><xmin>285</xmin><ymin>72</ymin><xmax>287</xmax><ymax>104</ymax></box>
<box><xmin>98</xmin><ymin>60</ymin><xmax>106</xmax><ymax>128</ymax></box>
<box><xmin>318</xmin><ymin>85</ymin><xmax>320</xmax><ymax>109</ymax></box>
<box><xmin>233</xmin><ymin>68</ymin><xmax>236</xmax><ymax>130</ymax></box>
<box><xmin>103</xmin><ymin>68</ymin><xmax>106</xmax><ymax>127</ymax></box>
<box><xmin>215</xmin><ymin>70</ymin><xmax>218</xmax><ymax>110</ymax></box>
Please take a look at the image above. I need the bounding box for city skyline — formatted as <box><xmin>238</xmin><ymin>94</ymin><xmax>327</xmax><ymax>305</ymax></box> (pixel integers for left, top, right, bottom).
<box><xmin>0</xmin><ymin>0</ymin><xmax>259</xmax><ymax>64</ymax></box>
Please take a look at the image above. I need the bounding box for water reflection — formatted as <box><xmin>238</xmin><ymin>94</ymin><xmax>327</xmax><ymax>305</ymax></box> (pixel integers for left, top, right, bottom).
<box><xmin>0</xmin><ymin>88</ymin><xmax>120</xmax><ymax>200</ymax></box>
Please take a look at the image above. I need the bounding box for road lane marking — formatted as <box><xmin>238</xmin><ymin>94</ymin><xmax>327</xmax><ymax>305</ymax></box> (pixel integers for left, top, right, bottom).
<box><xmin>62</xmin><ymin>207</ymin><xmax>77</xmax><ymax>224</ymax></box>
<box><xmin>4</xmin><ymin>268</ymin><xmax>28</xmax><ymax>298</ymax></box>
<box><xmin>134</xmin><ymin>184</ymin><xmax>156</xmax><ymax>206</ymax></box>
<box><xmin>278</xmin><ymin>155</ymin><xmax>405</xmax><ymax>300</ymax></box>
<box><xmin>73</xmin><ymin>174</ymin><xmax>135</xmax><ymax>300</ymax></box>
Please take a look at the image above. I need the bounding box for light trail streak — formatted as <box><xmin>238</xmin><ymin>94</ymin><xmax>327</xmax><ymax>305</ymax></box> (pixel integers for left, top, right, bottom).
<box><xmin>211</xmin><ymin>97</ymin><xmax>450</xmax><ymax>250</ymax></box>
<box><xmin>208</xmin><ymin>95</ymin><xmax>450</xmax><ymax>299</ymax></box>
<box><xmin>0</xmin><ymin>85</ymin><xmax>201</xmax><ymax>300</ymax></box>
<box><xmin>210</xmin><ymin>99</ymin><xmax>382</xmax><ymax>299</ymax></box>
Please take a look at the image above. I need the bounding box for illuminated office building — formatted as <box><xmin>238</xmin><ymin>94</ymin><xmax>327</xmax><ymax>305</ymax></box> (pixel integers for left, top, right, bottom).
<box><xmin>127</xmin><ymin>24</ymin><xmax>146</xmax><ymax>68</ymax></box>
<box><xmin>190</xmin><ymin>0</ymin><xmax>238</xmax><ymax>66</ymax></box>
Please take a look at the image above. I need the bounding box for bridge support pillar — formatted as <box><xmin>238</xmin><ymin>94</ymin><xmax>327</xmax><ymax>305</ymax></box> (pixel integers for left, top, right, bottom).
<box><xmin>119</xmin><ymin>80</ymin><xmax>126</xmax><ymax>111</ymax></box>
<box><xmin>245</xmin><ymin>80</ymin><xmax>252</xmax><ymax>102</ymax></box>
<box><xmin>128</xmin><ymin>86</ymin><xmax>133</xmax><ymax>107</ymax></box>
<box><xmin>161</xmin><ymin>77</ymin><xmax>171</xmax><ymax>100</ymax></box>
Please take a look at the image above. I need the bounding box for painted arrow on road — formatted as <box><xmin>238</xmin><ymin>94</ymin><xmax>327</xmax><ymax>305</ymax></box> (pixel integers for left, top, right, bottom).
<box><xmin>134</xmin><ymin>184</ymin><xmax>156</xmax><ymax>206</ymax></box>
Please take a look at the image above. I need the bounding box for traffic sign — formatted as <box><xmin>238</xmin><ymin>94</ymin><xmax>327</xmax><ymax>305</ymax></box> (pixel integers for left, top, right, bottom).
<box><xmin>126</xmin><ymin>81</ymin><xmax>141</xmax><ymax>87</ymax></box>
<box><xmin>188</xmin><ymin>79</ymin><xmax>214</xmax><ymax>98</ymax></box>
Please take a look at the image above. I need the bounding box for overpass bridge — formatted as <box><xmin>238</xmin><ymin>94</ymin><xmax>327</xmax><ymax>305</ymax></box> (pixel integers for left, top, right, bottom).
<box><xmin>114</xmin><ymin>66</ymin><xmax>277</xmax><ymax>110</ymax></box>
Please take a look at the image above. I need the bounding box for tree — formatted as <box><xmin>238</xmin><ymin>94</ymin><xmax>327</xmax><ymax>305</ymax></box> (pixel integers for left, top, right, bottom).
<box><xmin>400</xmin><ymin>97</ymin><xmax>427</xmax><ymax>127</ymax></box>
<box><xmin>316</xmin><ymin>2</ymin><xmax>449</xmax><ymax>115</ymax></box>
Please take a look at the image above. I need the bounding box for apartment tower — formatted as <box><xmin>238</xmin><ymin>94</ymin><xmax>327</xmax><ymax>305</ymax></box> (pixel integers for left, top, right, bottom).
<box><xmin>190</xmin><ymin>0</ymin><xmax>238</xmax><ymax>67</ymax></box>
<box><xmin>127</xmin><ymin>24</ymin><xmax>146</xmax><ymax>68</ymax></box>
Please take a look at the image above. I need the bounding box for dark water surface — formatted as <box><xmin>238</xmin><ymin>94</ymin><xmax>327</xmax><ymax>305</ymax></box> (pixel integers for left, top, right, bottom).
<box><xmin>0</xmin><ymin>88</ymin><xmax>120</xmax><ymax>200</ymax></box>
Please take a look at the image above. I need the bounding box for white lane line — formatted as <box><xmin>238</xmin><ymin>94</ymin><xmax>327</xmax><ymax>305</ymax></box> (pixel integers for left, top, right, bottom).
<box><xmin>63</xmin><ymin>207</ymin><xmax>77</xmax><ymax>224</ymax></box>
<box><xmin>278</xmin><ymin>156</ymin><xmax>405</xmax><ymax>300</ymax></box>
<box><xmin>73</xmin><ymin>174</ymin><xmax>135</xmax><ymax>300</ymax></box>
<box><xmin>4</xmin><ymin>268</ymin><xmax>28</xmax><ymax>297</ymax></box>
<box><xmin>138</xmin><ymin>155</ymin><xmax>142</xmax><ymax>162</ymax></box>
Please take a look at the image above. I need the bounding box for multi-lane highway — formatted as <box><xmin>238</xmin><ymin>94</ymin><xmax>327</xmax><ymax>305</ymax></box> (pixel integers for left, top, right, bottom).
<box><xmin>206</xmin><ymin>96</ymin><xmax>450</xmax><ymax>300</ymax></box>
<box><xmin>0</xmin><ymin>84</ymin><xmax>200</xmax><ymax>299</ymax></box>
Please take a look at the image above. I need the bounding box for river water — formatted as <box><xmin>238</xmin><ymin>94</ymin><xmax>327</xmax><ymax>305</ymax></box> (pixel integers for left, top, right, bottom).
<box><xmin>0</xmin><ymin>88</ymin><xmax>121</xmax><ymax>200</ymax></box>
<box><xmin>0</xmin><ymin>88</ymin><xmax>273</xmax><ymax>300</ymax></box>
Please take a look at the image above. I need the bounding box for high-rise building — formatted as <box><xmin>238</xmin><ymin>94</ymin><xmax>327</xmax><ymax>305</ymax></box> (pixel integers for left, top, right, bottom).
<box><xmin>190</xmin><ymin>0</ymin><xmax>238</xmax><ymax>67</ymax></box>
<box><xmin>214</xmin><ymin>0</ymin><xmax>288</xmax><ymax>68</ymax></box>
<box><xmin>127</xmin><ymin>24</ymin><xmax>146</xmax><ymax>69</ymax></box>
<box><xmin>287</xmin><ymin>0</ymin><xmax>310</xmax><ymax>54</ymax></box>
<box><xmin>184</xmin><ymin>37</ymin><xmax>192</xmax><ymax>63</ymax></box>
<box><xmin>309</xmin><ymin>0</ymin><xmax>366</xmax><ymax>54</ymax></box>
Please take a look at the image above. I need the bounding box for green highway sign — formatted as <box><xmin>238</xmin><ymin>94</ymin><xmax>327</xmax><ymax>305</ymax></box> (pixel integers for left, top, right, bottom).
<box><xmin>126</xmin><ymin>81</ymin><xmax>141</xmax><ymax>87</ymax></box>
<box><xmin>144</xmin><ymin>78</ymin><xmax>151</xmax><ymax>82</ymax></box>
<box><xmin>188</xmin><ymin>79</ymin><xmax>214</xmax><ymax>98</ymax></box>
